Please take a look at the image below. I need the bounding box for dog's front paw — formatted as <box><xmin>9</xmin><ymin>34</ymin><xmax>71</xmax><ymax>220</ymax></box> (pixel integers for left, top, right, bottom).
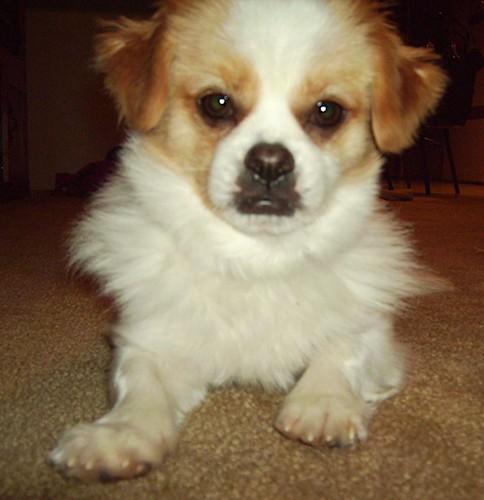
<box><xmin>49</xmin><ymin>421</ymin><xmax>176</xmax><ymax>482</ymax></box>
<box><xmin>275</xmin><ymin>393</ymin><xmax>370</xmax><ymax>447</ymax></box>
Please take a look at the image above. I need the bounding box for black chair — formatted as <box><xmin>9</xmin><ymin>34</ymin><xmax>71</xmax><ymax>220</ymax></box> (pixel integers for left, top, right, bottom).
<box><xmin>416</xmin><ymin>18</ymin><xmax>483</xmax><ymax>195</ymax></box>
<box><xmin>418</xmin><ymin>126</ymin><xmax>460</xmax><ymax>195</ymax></box>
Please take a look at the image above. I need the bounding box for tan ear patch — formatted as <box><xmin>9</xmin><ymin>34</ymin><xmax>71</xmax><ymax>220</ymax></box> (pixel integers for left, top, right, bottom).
<box><xmin>370</xmin><ymin>23</ymin><xmax>448</xmax><ymax>154</ymax></box>
<box><xmin>94</xmin><ymin>8</ymin><xmax>173</xmax><ymax>131</ymax></box>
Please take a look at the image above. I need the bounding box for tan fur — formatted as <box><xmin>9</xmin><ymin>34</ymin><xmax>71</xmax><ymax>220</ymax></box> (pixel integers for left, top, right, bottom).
<box><xmin>293</xmin><ymin>61</ymin><xmax>376</xmax><ymax>179</ymax></box>
<box><xmin>95</xmin><ymin>1</ymin><xmax>198</xmax><ymax>131</ymax></box>
<box><xmin>368</xmin><ymin>18</ymin><xmax>448</xmax><ymax>153</ymax></box>
<box><xmin>96</xmin><ymin>0</ymin><xmax>242</xmax><ymax>200</ymax></box>
<box><xmin>95</xmin><ymin>0</ymin><xmax>446</xmax><ymax>157</ymax></box>
<box><xmin>147</xmin><ymin>46</ymin><xmax>258</xmax><ymax>198</ymax></box>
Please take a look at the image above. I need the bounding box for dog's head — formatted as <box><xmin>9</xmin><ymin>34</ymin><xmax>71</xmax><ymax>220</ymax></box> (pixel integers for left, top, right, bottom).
<box><xmin>96</xmin><ymin>0</ymin><xmax>446</xmax><ymax>234</ymax></box>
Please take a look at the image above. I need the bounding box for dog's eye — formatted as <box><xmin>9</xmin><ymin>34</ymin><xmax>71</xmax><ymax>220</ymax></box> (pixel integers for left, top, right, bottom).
<box><xmin>312</xmin><ymin>101</ymin><xmax>345</xmax><ymax>128</ymax></box>
<box><xmin>198</xmin><ymin>93</ymin><xmax>234</xmax><ymax>121</ymax></box>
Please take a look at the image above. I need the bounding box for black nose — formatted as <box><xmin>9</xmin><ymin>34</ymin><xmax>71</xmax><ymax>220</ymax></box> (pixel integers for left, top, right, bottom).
<box><xmin>244</xmin><ymin>143</ymin><xmax>295</xmax><ymax>184</ymax></box>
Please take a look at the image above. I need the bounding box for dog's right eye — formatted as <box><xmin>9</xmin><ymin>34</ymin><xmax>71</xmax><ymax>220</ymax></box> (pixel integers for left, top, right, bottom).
<box><xmin>198</xmin><ymin>93</ymin><xmax>235</xmax><ymax>122</ymax></box>
<box><xmin>198</xmin><ymin>94</ymin><xmax>234</xmax><ymax>120</ymax></box>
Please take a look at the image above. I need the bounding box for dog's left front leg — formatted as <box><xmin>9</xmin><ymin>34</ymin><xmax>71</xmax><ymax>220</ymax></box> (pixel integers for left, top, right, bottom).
<box><xmin>49</xmin><ymin>344</ymin><xmax>206</xmax><ymax>481</ymax></box>
<box><xmin>275</xmin><ymin>351</ymin><xmax>373</xmax><ymax>447</ymax></box>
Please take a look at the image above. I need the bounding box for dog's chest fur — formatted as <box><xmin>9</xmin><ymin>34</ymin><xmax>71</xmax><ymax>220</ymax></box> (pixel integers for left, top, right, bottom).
<box><xmin>72</xmin><ymin>141</ymin><xmax>410</xmax><ymax>393</ymax></box>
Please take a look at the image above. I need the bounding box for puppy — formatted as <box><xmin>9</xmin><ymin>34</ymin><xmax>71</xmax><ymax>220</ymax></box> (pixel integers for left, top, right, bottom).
<box><xmin>49</xmin><ymin>0</ymin><xmax>447</xmax><ymax>482</ymax></box>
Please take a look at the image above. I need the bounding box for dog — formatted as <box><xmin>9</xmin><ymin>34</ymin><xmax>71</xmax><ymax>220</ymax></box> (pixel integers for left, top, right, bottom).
<box><xmin>49</xmin><ymin>0</ymin><xmax>447</xmax><ymax>482</ymax></box>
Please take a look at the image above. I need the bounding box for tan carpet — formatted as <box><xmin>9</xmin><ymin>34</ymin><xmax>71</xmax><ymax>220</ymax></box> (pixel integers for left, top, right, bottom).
<box><xmin>0</xmin><ymin>191</ymin><xmax>482</xmax><ymax>499</ymax></box>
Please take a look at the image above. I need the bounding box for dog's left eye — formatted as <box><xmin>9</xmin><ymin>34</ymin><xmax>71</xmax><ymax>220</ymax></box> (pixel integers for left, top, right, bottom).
<box><xmin>312</xmin><ymin>101</ymin><xmax>345</xmax><ymax>128</ymax></box>
<box><xmin>198</xmin><ymin>93</ymin><xmax>235</xmax><ymax>121</ymax></box>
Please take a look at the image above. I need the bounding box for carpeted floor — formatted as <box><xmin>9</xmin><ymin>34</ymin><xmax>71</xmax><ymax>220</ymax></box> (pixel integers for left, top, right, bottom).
<box><xmin>0</xmin><ymin>190</ymin><xmax>482</xmax><ymax>499</ymax></box>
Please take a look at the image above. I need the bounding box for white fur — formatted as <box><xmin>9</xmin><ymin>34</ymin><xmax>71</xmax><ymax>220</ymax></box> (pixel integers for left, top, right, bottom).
<box><xmin>50</xmin><ymin>0</ymin><xmax>430</xmax><ymax>482</ymax></box>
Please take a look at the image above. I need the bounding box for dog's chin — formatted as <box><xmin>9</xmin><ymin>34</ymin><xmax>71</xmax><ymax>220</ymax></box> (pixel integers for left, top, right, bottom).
<box><xmin>211</xmin><ymin>180</ymin><xmax>329</xmax><ymax>237</ymax></box>
<box><xmin>219</xmin><ymin>201</ymin><xmax>310</xmax><ymax>237</ymax></box>
<box><xmin>235</xmin><ymin>194</ymin><xmax>298</xmax><ymax>217</ymax></box>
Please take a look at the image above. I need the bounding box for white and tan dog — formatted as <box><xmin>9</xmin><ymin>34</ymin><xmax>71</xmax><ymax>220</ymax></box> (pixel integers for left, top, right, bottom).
<box><xmin>50</xmin><ymin>0</ymin><xmax>447</xmax><ymax>482</ymax></box>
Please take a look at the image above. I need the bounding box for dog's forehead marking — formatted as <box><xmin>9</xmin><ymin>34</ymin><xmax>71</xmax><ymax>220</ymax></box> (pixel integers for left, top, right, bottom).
<box><xmin>222</xmin><ymin>0</ymin><xmax>368</xmax><ymax>95</ymax></box>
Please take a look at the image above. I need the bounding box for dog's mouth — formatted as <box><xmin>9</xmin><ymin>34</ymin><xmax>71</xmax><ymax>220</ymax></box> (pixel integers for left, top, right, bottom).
<box><xmin>235</xmin><ymin>175</ymin><xmax>300</xmax><ymax>216</ymax></box>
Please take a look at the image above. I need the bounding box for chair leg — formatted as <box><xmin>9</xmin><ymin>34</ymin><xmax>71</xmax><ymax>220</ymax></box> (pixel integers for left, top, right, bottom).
<box><xmin>443</xmin><ymin>128</ymin><xmax>460</xmax><ymax>195</ymax></box>
<box><xmin>384</xmin><ymin>156</ymin><xmax>394</xmax><ymax>190</ymax></box>
<box><xmin>401</xmin><ymin>155</ymin><xmax>411</xmax><ymax>189</ymax></box>
<box><xmin>419</xmin><ymin>137</ymin><xmax>432</xmax><ymax>195</ymax></box>
<box><xmin>385</xmin><ymin>170</ymin><xmax>394</xmax><ymax>190</ymax></box>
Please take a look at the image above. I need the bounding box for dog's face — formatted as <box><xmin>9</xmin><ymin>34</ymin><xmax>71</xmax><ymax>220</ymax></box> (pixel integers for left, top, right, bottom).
<box><xmin>96</xmin><ymin>0</ymin><xmax>446</xmax><ymax>235</ymax></box>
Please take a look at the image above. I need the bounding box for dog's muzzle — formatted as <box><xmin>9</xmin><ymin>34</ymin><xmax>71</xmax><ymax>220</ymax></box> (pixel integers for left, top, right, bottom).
<box><xmin>235</xmin><ymin>143</ymin><xmax>300</xmax><ymax>216</ymax></box>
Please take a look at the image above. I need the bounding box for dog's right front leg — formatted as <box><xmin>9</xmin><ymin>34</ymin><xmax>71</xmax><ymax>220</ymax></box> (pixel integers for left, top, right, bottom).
<box><xmin>49</xmin><ymin>344</ymin><xmax>206</xmax><ymax>482</ymax></box>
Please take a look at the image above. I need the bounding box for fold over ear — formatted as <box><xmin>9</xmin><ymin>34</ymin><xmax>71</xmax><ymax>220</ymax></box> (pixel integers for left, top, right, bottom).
<box><xmin>371</xmin><ymin>27</ymin><xmax>448</xmax><ymax>154</ymax></box>
<box><xmin>94</xmin><ymin>7</ymin><xmax>173</xmax><ymax>131</ymax></box>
